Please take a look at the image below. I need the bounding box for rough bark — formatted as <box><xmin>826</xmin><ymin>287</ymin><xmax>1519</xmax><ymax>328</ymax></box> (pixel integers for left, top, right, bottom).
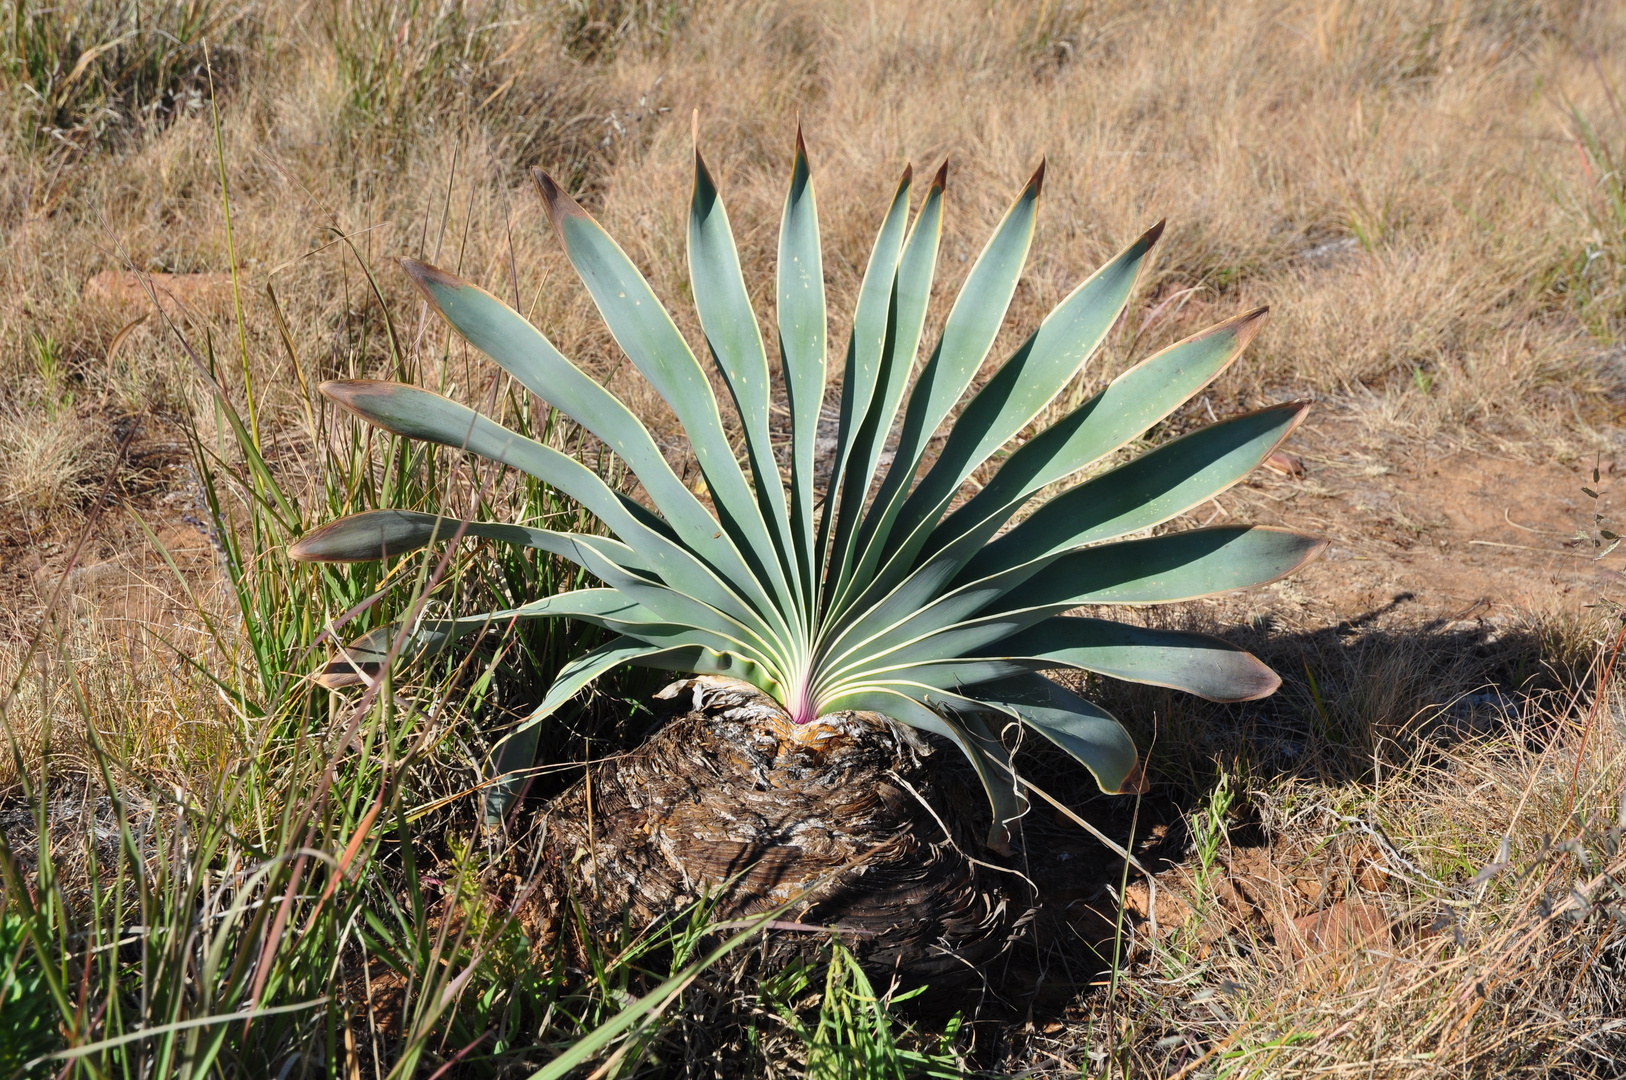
<box><xmin>520</xmin><ymin>677</ymin><xmax>1023</xmax><ymax>984</ymax></box>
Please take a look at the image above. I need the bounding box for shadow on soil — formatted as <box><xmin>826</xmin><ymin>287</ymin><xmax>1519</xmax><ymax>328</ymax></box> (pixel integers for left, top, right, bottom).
<box><xmin>918</xmin><ymin>593</ymin><xmax>1600</xmax><ymax>1031</ymax></box>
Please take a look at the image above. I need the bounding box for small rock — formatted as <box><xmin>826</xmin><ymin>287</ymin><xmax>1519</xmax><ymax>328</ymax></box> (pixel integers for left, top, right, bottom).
<box><xmin>85</xmin><ymin>270</ymin><xmax>234</xmax><ymax>310</ymax></box>
<box><xmin>1303</xmin><ymin>237</ymin><xmax>1361</xmax><ymax>262</ymax></box>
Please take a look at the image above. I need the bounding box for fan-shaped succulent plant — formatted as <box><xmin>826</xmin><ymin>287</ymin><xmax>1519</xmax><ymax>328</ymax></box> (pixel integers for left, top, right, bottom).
<box><xmin>291</xmin><ymin>131</ymin><xmax>1322</xmax><ymax>850</ymax></box>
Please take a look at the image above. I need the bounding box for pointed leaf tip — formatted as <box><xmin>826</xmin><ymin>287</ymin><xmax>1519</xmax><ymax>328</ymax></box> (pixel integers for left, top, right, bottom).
<box><xmin>900</xmin><ymin>161</ymin><xmax>913</xmax><ymax>186</ymax></box>
<box><xmin>530</xmin><ymin>168</ymin><xmax>585</xmax><ymax>234</ymax></box>
<box><xmin>1028</xmin><ymin>157</ymin><xmax>1046</xmax><ymax>196</ymax></box>
<box><xmin>1141</xmin><ymin>218</ymin><xmax>1166</xmax><ymax>249</ymax></box>
<box><xmin>1230</xmin><ymin>304</ymin><xmax>1271</xmax><ymax>347</ymax></box>
<box><xmin>1115</xmin><ymin>759</ymin><xmax>1149</xmax><ymax>795</ymax></box>
<box><xmin>398</xmin><ymin>256</ymin><xmax>459</xmax><ymax>294</ymax></box>
<box><xmin>931</xmin><ymin>159</ymin><xmax>948</xmax><ymax>192</ymax></box>
<box><xmin>692</xmin><ymin>144</ymin><xmax>717</xmax><ymax>196</ymax></box>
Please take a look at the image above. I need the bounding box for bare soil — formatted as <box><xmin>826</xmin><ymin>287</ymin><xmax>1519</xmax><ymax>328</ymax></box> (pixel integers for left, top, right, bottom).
<box><xmin>1192</xmin><ymin>402</ymin><xmax>1619</xmax><ymax>629</ymax></box>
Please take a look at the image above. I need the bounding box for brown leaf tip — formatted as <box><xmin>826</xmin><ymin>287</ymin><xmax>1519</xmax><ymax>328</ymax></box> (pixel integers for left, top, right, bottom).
<box><xmin>314</xmin><ymin>661</ymin><xmax>378</xmax><ymax>690</ymax></box>
<box><xmin>1027</xmin><ymin>157</ymin><xmax>1047</xmax><ymax>197</ymax></box>
<box><xmin>930</xmin><ymin>159</ymin><xmax>948</xmax><ymax>193</ymax></box>
<box><xmin>530</xmin><ymin>168</ymin><xmax>586</xmax><ymax>233</ymax></box>
<box><xmin>1140</xmin><ymin>218</ymin><xmax>1167</xmax><ymax>249</ymax></box>
<box><xmin>1230</xmin><ymin>305</ymin><xmax>1271</xmax><ymax>347</ymax></box>
<box><xmin>1116</xmin><ymin>759</ymin><xmax>1150</xmax><ymax>795</ymax></box>
<box><xmin>399</xmin><ymin>257</ymin><xmax>460</xmax><ymax>292</ymax></box>
<box><xmin>318</xmin><ymin>379</ymin><xmax>373</xmax><ymax>414</ymax></box>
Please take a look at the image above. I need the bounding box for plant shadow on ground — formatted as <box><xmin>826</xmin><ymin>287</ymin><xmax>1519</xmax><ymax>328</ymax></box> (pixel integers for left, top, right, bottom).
<box><xmin>900</xmin><ymin>596</ymin><xmax>1599</xmax><ymax>1037</ymax></box>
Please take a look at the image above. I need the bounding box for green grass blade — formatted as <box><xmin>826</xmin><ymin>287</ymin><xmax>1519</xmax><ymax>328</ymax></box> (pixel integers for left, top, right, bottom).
<box><xmin>524</xmin><ymin>914</ymin><xmax>779</xmax><ymax>1080</ymax></box>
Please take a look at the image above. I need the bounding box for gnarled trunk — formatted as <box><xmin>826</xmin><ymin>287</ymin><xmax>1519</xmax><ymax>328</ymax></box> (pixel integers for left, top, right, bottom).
<box><xmin>521</xmin><ymin>678</ymin><xmax>1022</xmax><ymax>983</ymax></box>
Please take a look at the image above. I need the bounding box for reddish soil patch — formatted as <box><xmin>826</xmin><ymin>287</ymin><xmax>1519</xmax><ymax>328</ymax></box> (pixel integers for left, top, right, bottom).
<box><xmin>1196</xmin><ymin>403</ymin><xmax>1619</xmax><ymax>627</ymax></box>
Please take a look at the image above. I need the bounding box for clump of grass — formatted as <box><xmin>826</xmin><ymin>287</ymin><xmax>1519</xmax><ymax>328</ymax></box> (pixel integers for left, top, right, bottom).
<box><xmin>761</xmin><ymin>940</ymin><xmax>966</xmax><ymax>1079</ymax></box>
<box><xmin>553</xmin><ymin>0</ymin><xmax>690</xmax><ymax>63</ymax></box>
<box><xmin>2</xmin><ymin>0</ymin><xmax>254</xmax><ymax>155</ymax></box>
<box><xmin>0</xmin><ymin>408</ymin><xmax>108</xmax><ymax>522</ymax></box>
<box><xmin>0</xmin><ymin>333</ymin><xmax>111</xmax><ymax>523</ymax></box>
<box><xmin>328</xmin><ymin>0</ymin><xmax>512</xmax><ymax>163</ymax></box>
<box><xmin>0</xmin><ymin>233</ymin><xmax>767</xmax><ymax>1075</ymax></box>
<box><xmin>1556</xmin><ymin>70</ymin><xmax>1626</xmax><ymax>343</ymax></box>
<box><xmin>0</xmin><ymin>911</ymin><xmax>56</xmax><ymax>1075</ymax></box>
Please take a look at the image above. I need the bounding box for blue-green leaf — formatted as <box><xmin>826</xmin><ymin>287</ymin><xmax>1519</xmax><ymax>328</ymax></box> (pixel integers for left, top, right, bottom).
<box><xmin>852</xmin><ymin>617</ymin><xmax>1279</xmax><ymax>703</ymax></box>
<box><xmin>815</xmin><ymin>163</ymin><xmax>912</xmax><ymax>599</ymax></box>
<box><xmin>289</xmin><ymin>508</ymin><xmax>647</xmax><ymax>567</ymax></box>
<box><xmin>990</xmin><ymin>525</ymin><xmax>1327</xmax><ymax>612</ymax></box>
<box><xmin>319</xmin><ymin>380</ymin><xmax>784</xmax><ymax>665</ymax></box>
<box><xmin>816</xmin><ymin>526</ymin><xmax>1323</xmax><ymax>689</ymax></box>
<box><xmin>688</xmin><ymin>148</ymin><xmax>802</xmax><ymax>614</ymax></box>
<box><xmin>827</xmin><ymin>224</ymin><xmax>1165</xmax><ymax>644</ymax></box>
<box><xmin>532</xmin><ymin>169</ymin><xmax>800</xmax><ymax>641</ymax></box>
<box><xmin>776</xmin><ymin>128</ymin><xmax>827</xmax><ymax>610</ymax></box>
<box><xmin>968</xmin><ymin>675</ymin><xmax>1142</xmax><ymax>795</ymax></box>
<box><xmin>842</xmin><ymin>162</ymin><xmax>1045</xmax><ymax>608</ymax></box>
<box><xmin>924</xmin><ymin>307</ymin><xmax>1268</xmax><ymax>565</ymax></box>
<box><xmin>875</xmin><ymin>222</ymin><xmax>1162</xmax><ymax>579</ymax></box>
<box><xmin>398</xmin><ymin>258</ymin><xmax>765</xmax><ymax>601</ymax></box>
<box><xmin>961</xmin><ymin>401</ymin><xmax>1310</xmax><ymax>580</ymax></box>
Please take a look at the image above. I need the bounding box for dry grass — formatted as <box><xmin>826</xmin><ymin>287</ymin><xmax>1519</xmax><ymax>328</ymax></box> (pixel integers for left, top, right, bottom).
<box><xmin>5</xmin><ymin>0</ymin><xmax>1626</xmax><ymax>1076</ymax></box>
<box><xmin>999</xmin><ymin>700</ymin><xmax>1626</xmax><ymax>1077</ymax></box>
<box><xmin>5</xmin><ymin>0</ymin><xmax>1623</xmax><ymax>486</ymax></box>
